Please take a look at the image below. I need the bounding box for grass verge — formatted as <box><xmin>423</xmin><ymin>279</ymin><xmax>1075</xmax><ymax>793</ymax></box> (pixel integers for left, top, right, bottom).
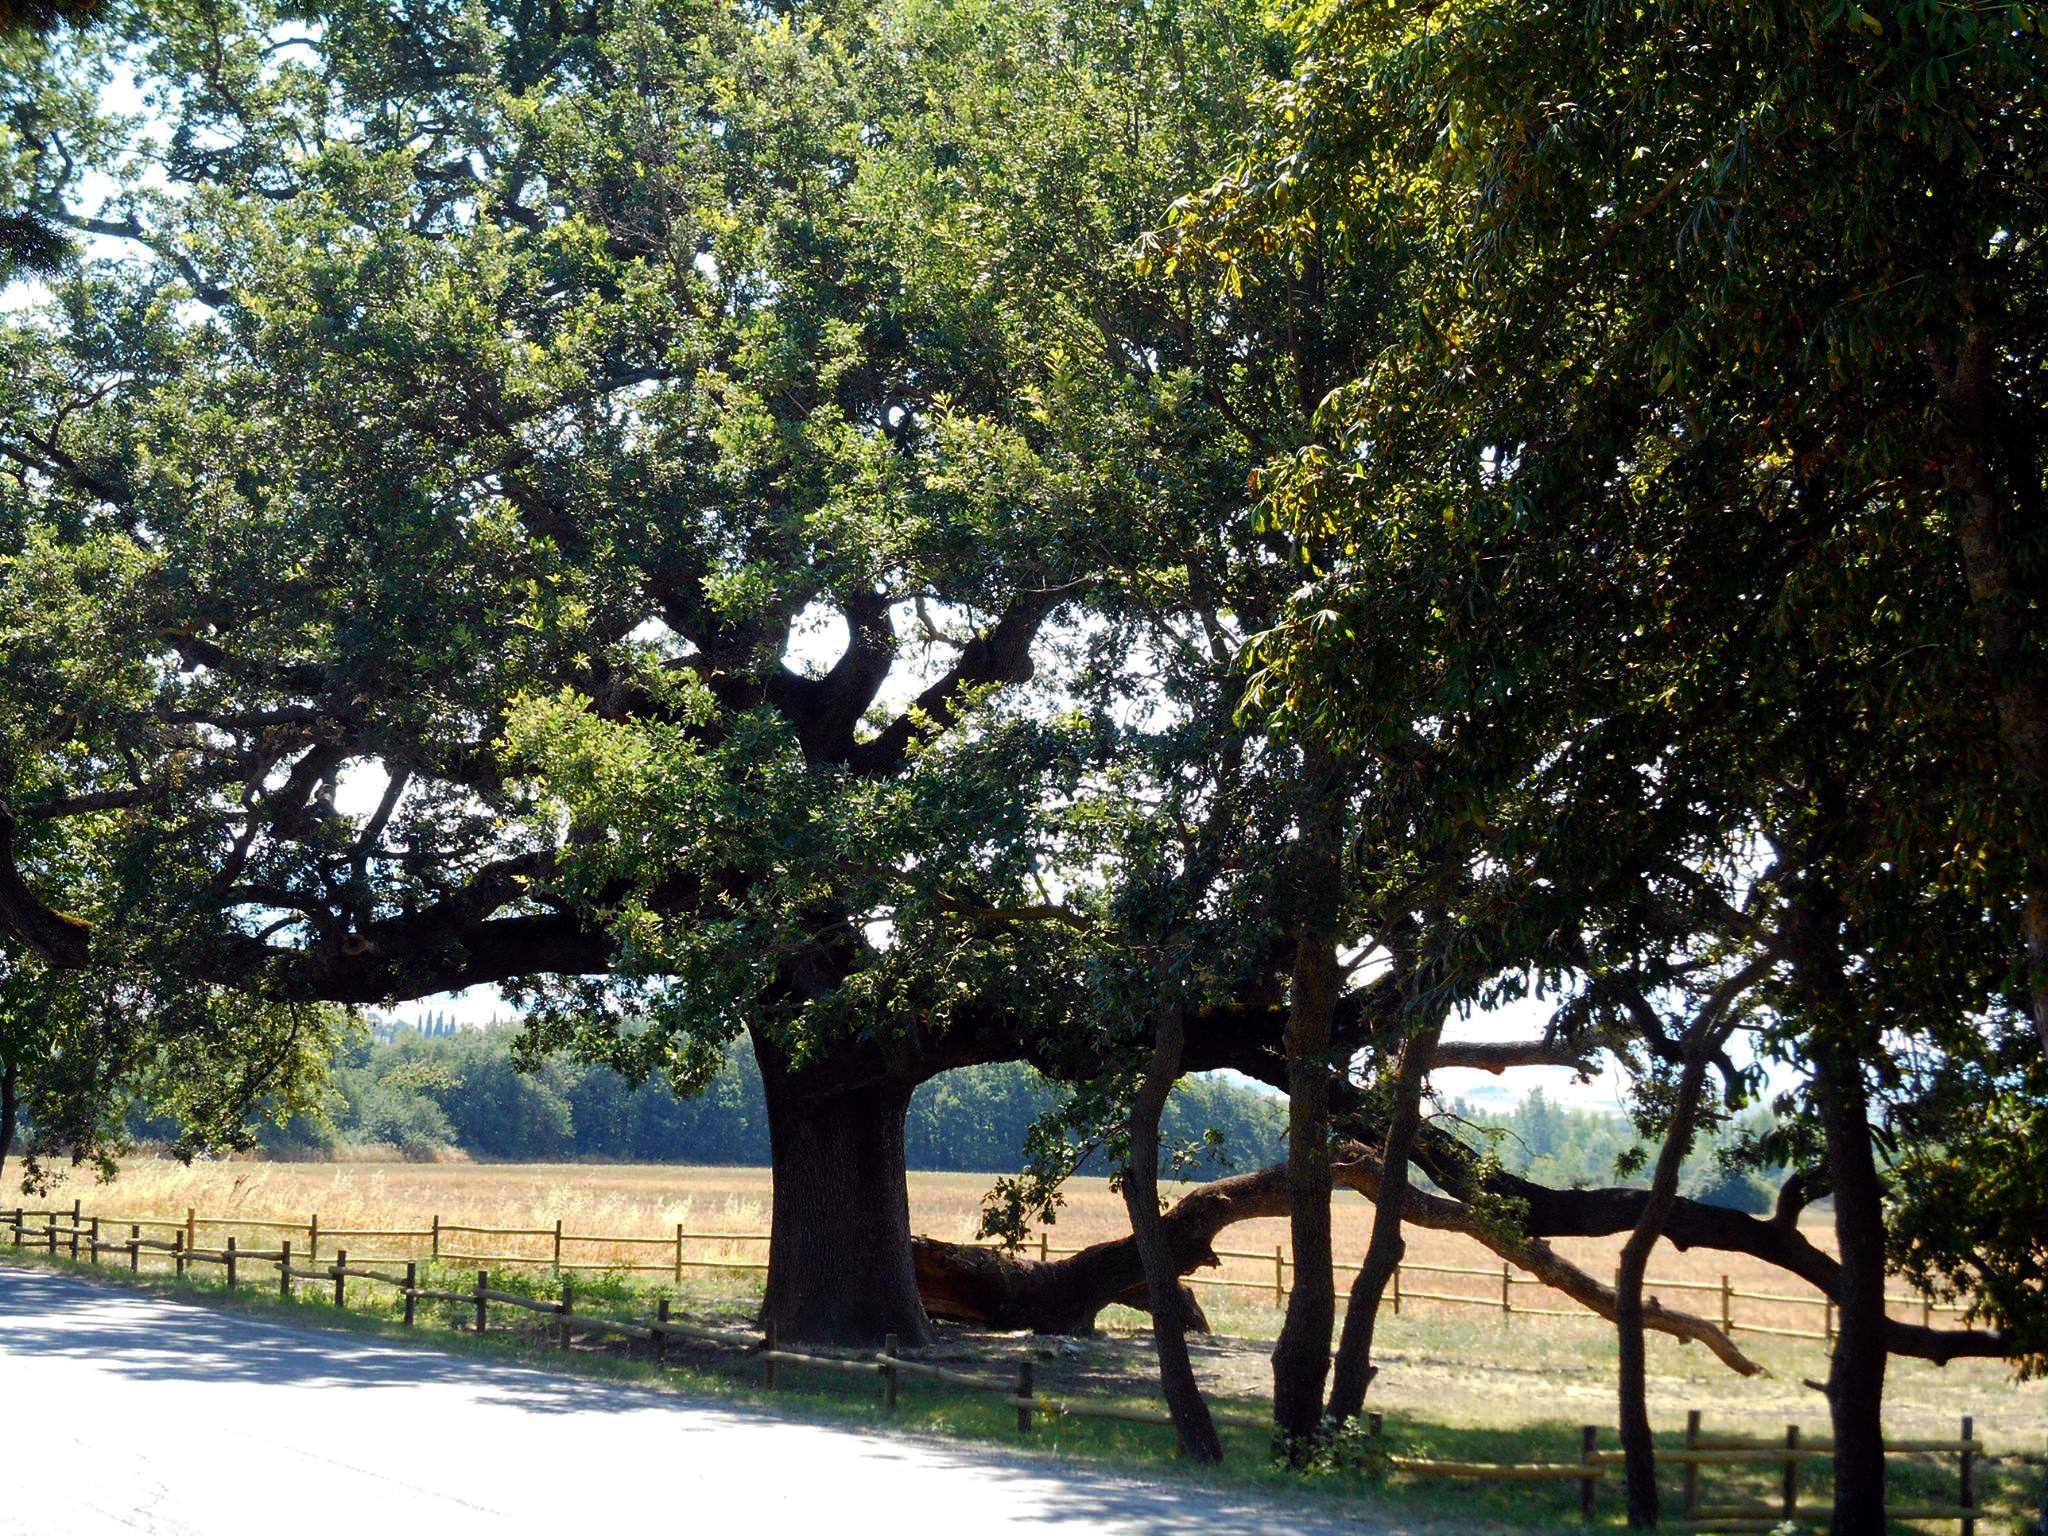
<box><xmin>3</xmin><ymin>1243</ymin><xmax>2036</xmax><ymax>1534</ymax></box>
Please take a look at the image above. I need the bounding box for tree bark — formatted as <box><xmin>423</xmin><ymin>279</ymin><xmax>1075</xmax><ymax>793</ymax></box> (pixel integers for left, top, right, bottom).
<box><xmin>1616</xmin><ymin>1042</ymin><xmax>1717</xmax><ymax>1528</ymax></box>
<box><xmin>0</xmin><ymin>1059</ymin><xmax>16</xmax><ymax>1191</ymax></box>
<box><xmin>1123</xmin><ymin>995</ymin><xmax>1222</xmax><ymax>1460</ymax></box>
<box><xmin>1820</xmin><ymin>1044</ymin><xmax>1890</xmax><ymax>1536</ymax></box>
<box><xmin>1928</xmin><ymin>326</ymin><xmax>2048</xmax><ymax>1059</ymax></box>
<box><xmin>1325</xmin><ymin>1012</ymin><xmax>1440</xmax><ymax>1425</ymax></box>
<box><xmin>756</xmin><ymin>1033</ymin><xmax>933</xmax><ymax>1347</ymax></box>
<box><xmin>1271</xmin><ymin>929</ymin><xmax>1341</xmax><ymax>1455</ymax></box>
<box><xmin>1784</xmin><ymin>786</ymin><xmax>1891</xmax><ymax>1536</ymax></box>
<box><xmin>911</xmin><ymin>1234</ymin><xmax>1211</xmax><ymax>1335</ymax></box>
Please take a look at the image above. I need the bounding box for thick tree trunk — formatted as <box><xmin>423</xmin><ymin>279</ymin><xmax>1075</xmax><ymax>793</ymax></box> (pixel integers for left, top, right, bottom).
<box><xmin>1821</xmin><ymin>1048</ymin><xmax>1890</xmax><ymax>1536</ymax></box>
<box><xmin>1271</xmin><ymin>930</ymin><xmax>1340</xmax><ymax>1455</ymax></box>
<box><xmin>1617</xmin><ymin>1044</ymin><xmax>1716</xmax><ymax>1528</ymax></box>
<box><xmin>1326</xmin><ymin>1013</ymin><xmax>1440</xmax><ymax>1425</ymax></box>
<box><xmin>756</xmin><ymin>1034</ymin><xmax>932</xmax><ymax>1347</ymax></box>
<box><xmin>1123</xmin><ymin>996</ymin><xmax>1222</xmax><ymax>1461</ymax></box>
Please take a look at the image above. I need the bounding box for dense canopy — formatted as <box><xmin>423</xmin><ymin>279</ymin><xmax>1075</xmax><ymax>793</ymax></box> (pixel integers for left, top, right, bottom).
<box><xmin>1</xmin><ymin>0</ymin><xmax>2043</xmax><ymax>1525</ymax></box>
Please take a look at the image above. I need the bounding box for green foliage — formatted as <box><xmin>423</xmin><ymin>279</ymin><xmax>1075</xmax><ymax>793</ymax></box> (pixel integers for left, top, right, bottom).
<box><xmin>1889</xmin><ymin>1058</ymin><xmax>2048</xmax><ymax>1370</ymax></box>
<box><xmin>3</xmin><ymin>947</ymin><xmax>346</xmax><ymax>1192</ymax></box>
<box><xmin>1168</xmin><ymin>0</ymin><xmax>2047</xmax><ymax>1371</ymax></box>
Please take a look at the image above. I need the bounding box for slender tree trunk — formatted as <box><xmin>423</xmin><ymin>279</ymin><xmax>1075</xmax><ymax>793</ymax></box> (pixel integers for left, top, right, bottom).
<box><xmin>0</xmin><ymin>1059</ymin><xmax>16</xmax><ymax>1191</ymax></box>
<box><xmin>1785</xmin><ymin>800</ymin><xmax>1891</xmax><ymax>1536</ymax></box>
<box><xmin>1123</xmin><ymin>993</ymin><xmax>1222</xmax><ymax>1461</ymax></box>
<box><xmin>1616</xmin><ymin>1041</ymin><xmax>1717</xmax><ymax>1527</ymax></box>
<box><xmin>755</xmin><ymin>1032</ymin><xmax>932</xmax><ymax>1347</ymax></box>
<box><xmin>1820</xmin><ymin>1045</ymin><xmax>1890</xmax><ymax>1536</ymax></box>
<box><xmin>1271</xmin><ymin>929</ymin><xmax>1341</xmax><ymax>1454</ymax></box>
<box><xmin>1929</xmin><ymin>328</ymin><xmax>2048</xmax><ymax>1059</ymax></box>
<box><xmin>1326</xmin><ymin>1012</ymin><xmax>1441</xmax><ymax>1424</ymax></box>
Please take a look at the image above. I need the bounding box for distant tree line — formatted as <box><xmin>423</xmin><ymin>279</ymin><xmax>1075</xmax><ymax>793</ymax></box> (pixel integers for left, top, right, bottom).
<box><xmin>126</xmin><ymin>1025</ymin><xmax>1291</xmax><ymax>1176</ymax></box>
<box><xmin>122</xmin><ymin>1023</ymin><xmax>1775</xmax><ymax>1209</ymax></box>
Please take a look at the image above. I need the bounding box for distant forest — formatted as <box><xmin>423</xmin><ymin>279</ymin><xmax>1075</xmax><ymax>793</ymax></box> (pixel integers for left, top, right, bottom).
<box><xmin>152</xmin><ymin>1024</ymin><xmax>1291</xmax><ymax>1176</ymax></box>
<box><xmin>137</xmin><ymin>1024</ymin><xmax>1780</xmax><ymax>1207</ymax></box>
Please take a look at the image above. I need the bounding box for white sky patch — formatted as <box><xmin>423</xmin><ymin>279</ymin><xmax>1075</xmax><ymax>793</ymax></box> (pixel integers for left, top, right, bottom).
<box><xmin>1433</xmin><ymin>994</ymin><xmax>1631</xmax><ymax>1114</ymax></box>
<box><xmin>368</xmin><ymin>986</ymin><xmax>508</xmax><ymax>1032</ymax></box>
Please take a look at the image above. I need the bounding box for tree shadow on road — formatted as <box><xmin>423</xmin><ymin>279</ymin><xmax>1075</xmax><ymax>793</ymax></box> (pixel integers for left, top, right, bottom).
<box><xmin>0</xmin><ymin>1265</ymin><xmax>1393</xmax><ymax>1535</ymax></box>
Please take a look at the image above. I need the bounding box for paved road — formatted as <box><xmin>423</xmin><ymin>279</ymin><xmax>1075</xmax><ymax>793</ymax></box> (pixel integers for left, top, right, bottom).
<box><xmin>0</xmin><ymin>1265</ymin><xmax>1396</xmax><ymax>1535</ymax></box>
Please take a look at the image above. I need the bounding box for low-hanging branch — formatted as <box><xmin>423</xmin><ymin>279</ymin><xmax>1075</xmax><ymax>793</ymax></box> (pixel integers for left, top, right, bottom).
<box><xmin>913</xmin><ymin>1144</ymin><xmax>1760</xmax><ymax>1371</ymax></box>
<box><xmin>913</xmin><ymin>1140</ymin><xmax>2012</xmax><ymax>1373</ymax></box>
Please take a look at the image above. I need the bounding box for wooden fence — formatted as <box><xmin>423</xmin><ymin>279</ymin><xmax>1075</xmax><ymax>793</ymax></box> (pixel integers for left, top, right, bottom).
<box><xmin>3</xmin><ymin>1208</ymin><xmax>1999</xmax><ymax>1530</ymax></box>
<box><xmin>1366</xmin><ymin>1414</ymin><xmax>1987</xmax><ymax>1532</ymax></box>
<box><xmin>1337</xmin><ymin>1416</ymin><xmax>1988</xmax><ymax>1533</ymax></box>
<box><xmin>5</xmin><ymin>1198</ymin><xmax>1978</xmax><ymax>1346</ymax></box>
<box><xmin>1195</xmin><ymin>1245</ymin><xmax>1981</xmax><ymax>1344</ymax></box>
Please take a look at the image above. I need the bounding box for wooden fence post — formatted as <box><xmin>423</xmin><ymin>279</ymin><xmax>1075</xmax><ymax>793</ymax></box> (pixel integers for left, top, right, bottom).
<box><xmin>559</xmin><ymin>1281</ymin><xmax>574</xmax><ymax>1349</ymax></box>
<box><xmin>1580</xmin><ymin>1426</ymin><xmax>1599</xmax><ymax>1520</ymax></box>
<box><xmin>553</xmin><ymin>1218</ymin><xmax>563</xmax><ymax>1276</ymax></box>
<box><xmin>173</xmin><ymin>1230</ymin><xmax>185</xmax><ymax>1279</ymax></box>
<box><xmin>1016</xmin><ymin>1361</ymin><xmax>1034</xmax><ymax>1433</ymax></box>
<box><xmin>280</xmin><ymin>1240</ymin><xmax>292</xmax><ymax>1298</ymax></box>
<box><xmin>1392</xmin><ymin>1262</ymin><xmax>1401</xmax><ymax>1316</ymax></box>
<box><xmin>1038</xmin><ymin>1231</ymin><xmax>1049</xmax><ymax>1264</ymax></box>
<box><xmin>431</xmin><ymin>1214</ymin><xmax>440</xmax><ymax>1260</ymax></box>
<box><xmin>1960</xmin><ymin>1414</ymin><xmax>1976</xmax><ymax>1536</ymax></box>
<box><xmin>308</xmin><ymin>1212</ymin><xmax>319</xmax><ymax>1272</ymax></box>
<box><xmin>883</xmin><ymin>1332</ymin><xmax>899</xmax><ymax>1411</ymax></box>
<box><xmin>763</xmin><ymin>1320</ymin><xmax>779</xmax><ymax>1391</ymax></box>
<box><xmin>1501</xmin><ymin>1262</ymin><xmax>1512</xmax><ymax>1316</ymax></box>
<box><xmin>9</xmin><ymin>1207</ymin><xmax>20</xmax><ymax>1248</ymax></box>
<box><xmin>1823</xmin><ymin>1299</ymin><xmax>1835</xmax><ymax>1348</ymax></box>
<box><xmin>403</xmin><ymin>1262</ymin><xmax>418</xmax><ymax>1327</ymax></box>
<box><xmin>656</xmin><ymin>1299</ymin><xmax>670</xmax><ymax>1364</ymax></box>
<box><xmin>474</xmin><ymin>1269</ymin><xmax>489</xmax><ymax>1335</ymax></box>
<box><xmin>1682</xmin><ymin>1408</ymin><xmax>1701</xmax><ymax>1517</ymax></box>
<box><xmin>88</xmin><ymin>1215</ymin><xmax>99</xmax><ymax>1263</ymax></box>
<box><xmin>1274</xmin><ymin>1245</ymin><xmax>1285</xmax><ymax>1307</ymax></box>
<box><xmin>128</xmin><ymin>1224</ymin><xmax>139</xmax><ymax>1273</ymax></box>
<box><xmin>184</xmin><ymin>1206</ymin><xmax>196</xmax><ymax>1256</ymax></box>
<box><xmin>46</xmin><ymin>1212</ymin><xmax>56</xmax><ymax>1255</ymax></box>
<box><xmin>1782</xmin><ymin>1424</ymin><xmax>1800</xmax><ymax>1522</ymax></box>
<box><xmin>334</xmin><ymin>1248</ymin><xmax>348</xmax><ymax>1309</ymax></box>
<box><xmin>1721</xmin><ymin>1274</ymin><xmax>1733</xmax><ymax>1334</ymax></box>
<box><xmin>225</xmin><ymin>1235</ymin><xmax>238</xmax><ymax>1291</ymax></box>
<box><xmin>674</xmin><ymin>1222</ymin><xmax>683</xmax><ymax>1285</ymax></box>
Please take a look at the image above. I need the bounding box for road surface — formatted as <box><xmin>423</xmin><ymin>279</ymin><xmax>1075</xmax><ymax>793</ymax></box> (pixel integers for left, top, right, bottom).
<box><xmin>0</xmin><ymin>1264</ymin><xmax>1402</xmax><ymax>1535</ymax></box>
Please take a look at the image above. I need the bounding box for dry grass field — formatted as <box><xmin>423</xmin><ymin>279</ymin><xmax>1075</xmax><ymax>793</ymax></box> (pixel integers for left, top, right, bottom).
<box><xmin>15</xmin><ymin>1156</ymin><xmax>2043</xmax><ymax>1458</ymax></box>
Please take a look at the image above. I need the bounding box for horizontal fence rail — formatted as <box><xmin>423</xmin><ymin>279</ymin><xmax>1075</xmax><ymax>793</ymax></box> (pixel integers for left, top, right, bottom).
<box><xmin>6</xmin><ymin>1199</ymin><xmax>1982</xmax><ymax>1347</ymax></box>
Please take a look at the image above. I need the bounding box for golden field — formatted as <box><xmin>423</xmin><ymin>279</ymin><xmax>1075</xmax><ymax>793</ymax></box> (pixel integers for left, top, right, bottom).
<box><xmin>4</xmin><ymin>1154</ymin><xmax>1952</xmax><ymax>1334</ymax></box>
